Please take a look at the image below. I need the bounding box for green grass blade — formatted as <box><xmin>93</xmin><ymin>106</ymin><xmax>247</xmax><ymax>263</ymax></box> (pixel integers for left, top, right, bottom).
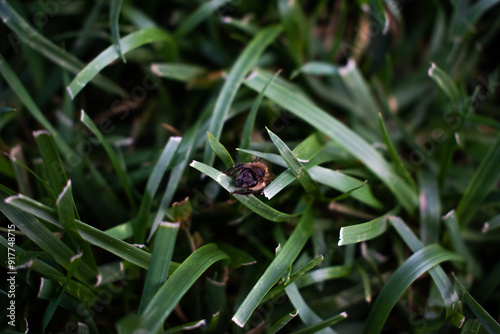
<box><xmin>232</xmin><ymin>203</ymin><xmax>314</xmax><ymax>327</ymax></box>
<box><xmin>267</xmin><ymin>128</ymin><xmax>317</xmax><ymax>193</ymax></box>
<box><xmin>203</xmin><ymin>25</ymin><xmax>282</xmax><ymax>166</ymax></box>
<box><xmin>190</xmin><ymin>160</ymin><xmax>298</xmax><ymax>222</ymax></box>
<box><xmin>269</xmin><ymin>310</ymin><xmax>299</xmax><ymax>334</ymax></box>
<box><xmin>450</xmin><ymin>0</ymin><xmax>500</xmax><ymax>37</ymax></box>
<box><xmin>263</xmin><ymin>256</ymin><xmax>325</xmax><ymax>302</ymax></box>
<box><xmin>4</xmin><ymin>194</ymin><xmax>177</xmax><ymax>271</ymax></box>
<box><xmin>389</xmin><ymin>216</ymin><xmax>463</xmax><ymax>322</ymax></box>
<box><xmin>217</xmin><ymin>243</ymin><xmax>256</xmax><ymax>268</ymax></box>
<box><xmin>56</xmin><ymin>180</ymin><xmax>97</xmax><ymax>271</ymax></box>
<box><xmin>308</xmin><ymin>167</ymin><xmax>382</xmax><ymax>209</ymax></box>
<box><xmin>339</xmin><ymin>59</ymin><xmax>381</xmax><ymax>128</ymax></box>
<box><xmin>150</xmin><ymin>63</ymin><xmax>207</xmax><ymax>82</ymax></box>
<box><xmin>67</xmin><ymin>27</ymin><xmax>176</xmax><ymax>99</ymax></box>
<box><xmin>110</xmin><ymin>0</ymin><xmax>126</xmax><ymax>63</ymax></box>
<box><xmin>456</xmin><ymin>133</ymin><xmax>500</xmax><ymax>227</ymax></box>
<box><xmin>291</xmin><ymin>312</ymin><xmax>347</xmax><ymax>334</ymax></box>
<box><xmin>161</xmin><ymin>319</ymin><xmax>207</xmax><ymax>333</ymax></box>
<box><xmin>482</xmin><ymin>214</ymin><xmax>500</xmax><ymax>233</ymax></box>
<box><xmin>0</xmin><ymin>235</ymin><xmax>97</xmax><ymax>306</ymax></box>
<box><xmin>138</xmin><ymin>221</ymin><xmax>180</xmax><ymax>314</ymax></box>
<box><xmin>338</xmin><ymin>215</ymin><xmax>388</xmax><ymax>246</ymax></box>
<box><xmin>38</xmin><ymin>276</ymin><xmax>98</xmax><ymax>333</ymax></box>
<box><xmin>137</xmin><ymin>244</ymin><xmax>228</xmax><ymax>332</ymax></box>
<box><xmin>428</xmin><ymin>63</ymin><xmax>462</xmax><ymax>102</ymax></box>
<box><xmin>33</xmin><ymin>130</ymin><xmax>68</xmax><ymax>198</ymax></box>
<box><xmin>418</xmin><ymin>170</ymin><xmax>441</xmax><ymax>245</ymax></box>
<box><xmin>363</xmin><ymin>244</ymin><xmax>463</xmax><ymax>334</ymax></box>
<box><xmin>148</xmin><ymin>119</ymin><xmax>204</xmax><ymax>241</ymax></box>
<box><xmin>460</xmin><ymin>319</ymin><xmax>484</xmax><ymax>334</ymax></box>
<box><xmin>134</xmin><ymin>136</ymin><xmax>181</xmax><ymax>242</ymax></box>
<box><xmin>80</xmin><ymin>110</ymin><xmax>136</xmax><ymax>210</ymax></box>
<box><xmin>454</xmin><ymin>275</ymin><xmax>500</xmax><ymax>334</ymax></box>
<box><xmin>0</xmin><ymin>54</ymin><xmax>77</xmax><ymax>162</ymax></box>
<box><xmin>206</xmin><ymin>132</ymin><xmax>234</xmax><ymax>168</ymax></box>
<box><xmin>285</xmin><ymin>283</ymin><xmax>336</xmax><ymax>334</ymax></box>
<box><xmin>173</xmin><ymin>0</ymin><xmax>231</xmax><ymax>38</ymax></box>
<box><xmin>239</xmin><ymin>70</ymin><xmax>281</xmax><ymax>161</ymax></box>
<box><xmin>42</xmin><ymin>252</ymin><xmax>83</xmax><ymax>331</ymax></box>
<box><xmin>0</xmin><ymin>2</ymin><xmax>124</xmax><ymax>96</ymax></box>
<box><xmin>443</xmin><ymin>210</ymin><xmax>482</xmax><ymax>277</ymax></box>
<box><xmin>291</xmin><ymin>61</ymin><xmax>339</xmax><ymax>79</ymax></box>
<box><xmin>296</xmin><ymin>265</ymin><xmax>352</xmax><ymax>288</ymax></box>
<box><xmin>244</xmin><ymin>69</ymin><xmax>418</xmax><ymax>212</ymax></box>
<box><xmin>378</xmin><ymin>113</ymin><xmax>416</xmax><ymax>190</ymax></box>
<box><xmin>1</xmin><ymin>191</ymin><xmax>95</xmax><ymax>283</ymax></box>
<box><xmin>121</xmin><ymin>4</ymin><xmax>156</xmax><ymax>28</ymax></box>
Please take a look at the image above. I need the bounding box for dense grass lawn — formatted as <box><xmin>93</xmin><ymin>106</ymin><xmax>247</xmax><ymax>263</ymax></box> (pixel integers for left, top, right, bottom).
<box><xmin>1</xmin><ymin>1</ymin><xmax>500</xmax><ymax>333</ymax></box>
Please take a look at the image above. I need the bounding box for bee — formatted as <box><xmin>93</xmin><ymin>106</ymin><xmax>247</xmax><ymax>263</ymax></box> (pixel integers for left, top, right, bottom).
<box><xmin>224</xmin><ymin>158</ymin><xmax>271</xmax><ymax>195</ymax></box>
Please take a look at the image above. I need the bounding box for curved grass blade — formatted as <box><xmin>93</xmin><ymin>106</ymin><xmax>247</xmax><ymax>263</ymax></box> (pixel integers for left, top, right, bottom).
<box><xmin>0</xmin><ymin>54</ymin><xmax>77</xmax><ymax>162</ymax></box>
<box><xmin>207</xmin><ymin>132</ymin><xmax>234</xmax><ymax>168</ymax></box>
<box><xmin>267</xmin><ymin>128</ymin><xmax>316</xmax><ymax>193</ymax></box>
<box><xmin>38</xmin><ymin>277</ymin><xmax>98</xmax><ymax>333</ymax></box>
<box><xmin>269</xmin><ymin>310</ymin><xmax>299</xmax><ymax>334</ymax></box>
<box><xmin>338</xmin><ymin>215</ymin><xmax>388</xmax><ymax>246</ymax></box>
<box><xmin>278</xmin><ymin>0</ymin><xmax>308</xmax><ymax>64</ymax></box>
<box><xmin>4</xmin><ymin>194</ymin><xmax>179</xmax><ymax>271</ymax></box>
<box><xmin>80</xmin><ymin>110</ymin><xmax>136</xmax><ymax>210</ymax></box>
<box><xmin>308</xmin><ymin>167</ymin><xmax>382</xmax><ymax>209</ymax></box>
<box><xmin>232</xmin><ymin>204</ymin><xmax>313</xmax><ymax>327</ymax></box>
<box><xmin>190</xmin><ymin>160</ymin><xmax>298</xmax><ymax>222</ymax></box>
<box><xmin>339</xmin><ymin>59</ymin><xmax>381</xmax><ymax>128</ymax></box>
<box><xmin>428</xmin><ymin>63</ymin><xmax>462</xmax><ymax>102</ymax></box>
<box><xmin>388</xmin><ymin>216</ymin><xmax>462</xmax><ymax>323</ymax></box>
<box><xmin>285</xmin><ymin>283</ymin><xmax>335</xmax><ymax>334</ymax></box>
<box><xmin>296</xmin><ymin>265</ymin><xmax>352</xmax><ymax>288</ymax></box>
<box><xmin>162</xmin><ymin>319</ymin><xmax>207</xmax><ymax>333</ymax></box>
<box><xmin>147</xmin><ymin>106</ymin><xmax>213</xmax><ymax>241</ymax></box>
<box><xmin>454</xmin><ymin>274</ymin><xmax>500</xmax><ymax>334</ymax></box>
<box><xmin>239</xmin><ymin>70</ymin><xmax>281</xmax><ymax>162</ymax></box>
<box><xmin>0</xmin><ymin>2</ymin><xmax>124</xmax><ymax>96</ymax></box>
<box><xmin>174</xmin><ymin>0</ymin><xmax>231</xmax><ymax>38</ymax></box>
<box><xmin>136</xmin><ymin>244</ymin><xmax>228</xmax><ymax>332</ymax></box>
<box><xmin>67</xmin><ymin>27</ymin><xmax>176</xmax><ymax>99</ymax></box>
<box><xmin>291</xmin><ymin>312</ymin><xmax>347</xmax><ymax>334</ymax></box>
<box><xmin>378</xmin><ymin>113</ymin><xmax>416</xmax><ymax>190</ymax></box>
<box><xmin>56</xmin><ymin>180</ymin><xmax>97</xmax><ymax>271</ymax></box>
<box><xmin>456</xmin><ymin>133</ymin><xmax>500</xmax><ymax>227</ymax></box>
<box><xmin>33</xmin><ymin>130</ymin><xmax>68</xmax><ymax>198</ymax></box>
<box><xmin>482</xmin><ymin>213</ymin><xmax>500</xmax><ymax>233</ymax></box>
<box><xmin>203</xmin><ymin>25</ymin><xmax>282</xmax><ymax>167</ymax></box>
<box><xmin>138</xmin><ymin>221</ymin><xmax>180</xmax><ymax>314</ymax></box>
<box><xmin>150</xmin><ymin>63</ymin><xmax>207</xmax><ymax>82</ymax></box>
<box><xmin>244</xmin><ymin>69</ymin><xmax>418</xmax><ymax>212</ymax></box>
<box><xmin>443</xmin><ymin>210</ymin><xmax>482</xmax><ymax>277</ymax></box>
<box><xmin>0</xmin><ymin>235</ymin><xmax>97</xmax><ymax>306</ymax></box>
<box><xmin>291</xmin><ymin>61</ymin><xmax>339</xmax><ymax>79</ymax></box>
<box><xmin>263</xmin><ymin>256</ymin><xmax>324</xmax><ymax>302</ymax></box>
<box><xmin>110</xmin><ymin>0</ymin><xmax>126</xmax><ymax>63</ymax></box>
<box><xmin>0</xmin><ymin>191</ymin><xmax>96</xmax><ymax>284</ymax></box>
<box><xmin>42</xmin><ymin>252</ymin><xmax>83</xmax><ymax>332</ymax></box>
<box><xmin>134</xmin><ymin>136</ymin><xmax>181</xmax><ymax>242</ymax></box>
<box><xmin>363</xmin><ymin>244</ymin><xmax>463</xmax><ymax>334</ymax></box>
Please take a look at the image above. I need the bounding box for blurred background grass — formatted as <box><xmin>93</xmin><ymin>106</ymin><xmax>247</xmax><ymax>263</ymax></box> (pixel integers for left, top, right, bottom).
<box><xmin>1</xmin><ymin>0</ymin><xmax>500</xmax><ymax>333</ymax></box>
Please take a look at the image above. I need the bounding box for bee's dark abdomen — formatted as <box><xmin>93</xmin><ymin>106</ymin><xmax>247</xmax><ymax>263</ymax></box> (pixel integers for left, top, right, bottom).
<box><xmin>236</xmin><ymin>168</ymin><xmax>258</xmax><ymax>188</ymax></box>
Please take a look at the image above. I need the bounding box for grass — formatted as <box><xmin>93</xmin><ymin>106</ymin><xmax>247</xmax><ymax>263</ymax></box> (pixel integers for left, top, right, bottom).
<box><xmin>1</xmin><ymin>1</ymin><xmax>500</xmax><ymax>333</ymax></box>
